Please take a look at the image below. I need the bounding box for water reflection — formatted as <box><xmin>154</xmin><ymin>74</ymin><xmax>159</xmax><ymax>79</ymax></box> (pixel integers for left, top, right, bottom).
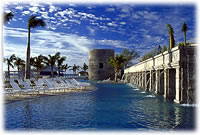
<box><xmin>174</xmin><ymin>106</ymin><xmax>182</xmax><ymax>128</ymax></box>
<box><xmin>5</xmin><ymin>83</ymin><xmax>195</xmax><ymax>130</ymax></box>
<box><xmin>23</xmin><ymin>102</ymin><xmax>32</xmax><ymax>128</ymax></box>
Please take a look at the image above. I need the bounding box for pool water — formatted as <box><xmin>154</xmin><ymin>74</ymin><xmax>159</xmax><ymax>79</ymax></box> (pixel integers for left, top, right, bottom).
<box><xmin>5</xmin><ymin>82</ymin><xmax>195</xmax><ymax>130</ymax></box>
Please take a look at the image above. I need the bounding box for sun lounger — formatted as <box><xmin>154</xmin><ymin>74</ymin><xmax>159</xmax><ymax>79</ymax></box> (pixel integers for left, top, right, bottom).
<box><xmin>46</xmin><ymin>79</ymin><xmax>66</xmax><ymax>92</ymax></box>
<box><xmin>64</xmin><ymin>79</ymin><xmax>80</xmax><ymax>89</ymax></box>
<box><xmin>9</xmin><ymin>80</ymin><xmax>34</xmax><ymax>95</ymax></box>
<box><xmin>42</xmin><ymin>79</ymin><xmax>62</xmax><ymax>93</ymax></box>
<box><xmin>71</xmin><ymin>79</ymin><xmax>90</xmax><ymax>87</ymax></box>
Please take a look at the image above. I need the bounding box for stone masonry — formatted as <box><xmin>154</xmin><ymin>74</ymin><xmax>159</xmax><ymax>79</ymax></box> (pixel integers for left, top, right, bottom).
<box><xmin>124</xmin><ymin>46</ymin><xmax>196</xmax><ymax>104</ymax></box>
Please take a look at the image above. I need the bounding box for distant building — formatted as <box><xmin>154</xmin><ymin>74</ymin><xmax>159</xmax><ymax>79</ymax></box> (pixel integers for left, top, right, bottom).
<box><xmin>89</xmin><ymin>49</ymin><xmax>115</xmax><ymax>80</ymax></box>
<box><xmin>40</xmin><ymin>66</ymin><xmax>64</xmax><ymax>76</ymax></box>
<box><xmin>78</xmin><ymin>71</ymin><xmax>88</xmax><ymax>77</ymax></box>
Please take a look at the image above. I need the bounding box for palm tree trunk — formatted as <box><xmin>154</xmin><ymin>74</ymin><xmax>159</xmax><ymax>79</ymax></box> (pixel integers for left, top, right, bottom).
<box><xmin>184</xmin><ymin>32</ymin><xmax>186</xmax><ymax>46</ymax></box>
<box><xmin>58</xmin><ymin>66</ymin><xmax>60</xmax><ymax>77</ymax></box>
<box><xmin>169</xmin><ymin>34</ymin><xmax>172</xmax><ymax>49</ymax></box>
<box><xmin>17</xmin><ymin>66</ymin><xmax>20</xmax><ymax>78</ymax></box>
<box><xmin>25</xmin><ymin>28</ymin><xmax>31</xmax><ymax>79</ymax></box>
<box><xmin>51</xmin><ymin>65</ymin><xmax>54</xmax><ymax>78</ymax></box>
<box><xmin>37</xmin><ymin>68</ymin><xmax>40</xmax><ymax>79</ymax></box>
<box><xmin>114</xmin><ymin>72</ymin><xmax>118</xmax><ymax>82</ymax></box>
<box><xmin>7</xmin><ymin>64</ymin><xmax>10</xmax><ymax>78</ymax></box>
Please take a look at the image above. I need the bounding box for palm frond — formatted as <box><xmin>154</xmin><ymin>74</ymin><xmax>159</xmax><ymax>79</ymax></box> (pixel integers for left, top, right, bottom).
<box><xmin>4</xmin><ymin>12</ymin><xmax>14</xmax><ymax>23</ymax></box>
<box><xmin>28</xmin><ymin>15</ymin><xmax>45</xmax><ymax>28</ymax></box>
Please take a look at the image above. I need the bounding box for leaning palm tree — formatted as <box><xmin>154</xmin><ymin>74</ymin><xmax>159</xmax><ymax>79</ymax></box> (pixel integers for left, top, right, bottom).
<box><xmin>166</xmin><ymin>24</ymin><xmax>175</xmax><ymax>50</ymax></box>
<box><xmin>43</xmin><ymin>52</ymin><xmax>60</xmax><ymax>78</ymax></box>
<box><xmin>4</xmin><ymin>12</ymin><xmax>14</xmax><ymax>24</ymax></box>
<box><xmin>4</xmin><ymin>54</ymin><xmax>16</xmax><ymax>78</ymax></box>
<box><xmin>121</xmin><ymin>48</ymin><xmax>139</xmax><ymax>69</ymax></box>
<box><xmin>181</xmin><ymin>22</ymin><xmax>188</xmax><ymax>46</ymax></box>
<box><xmin>24</xmin><ymin>15</ymin><xmax>45</xmax><ymax>79</ymax></box>
<box><xmin>62</xmin><ymin>64</ymin><xmax>71</xmax><ymax>77</ymax></box>
<box><xmin>14</xmin><ymin>57</ymin><xmax>25</xmax><ymax>78</ymax></box>
<box><xmin>57</xmin><ymin>56</ymin><xmax>66</xmax><ymax>77</ymax></box>
<box><xmin>108</xmin><ymin>54</ymin><xmax>126</xmax><ymax>82</ymax></box>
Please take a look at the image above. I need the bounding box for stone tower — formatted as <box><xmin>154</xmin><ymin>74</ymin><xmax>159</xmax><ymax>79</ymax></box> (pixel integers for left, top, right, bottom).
<box><xmin>89</xmin><ymin>49</ymin><xmax>115</xmax><ymax>80</ymax></box>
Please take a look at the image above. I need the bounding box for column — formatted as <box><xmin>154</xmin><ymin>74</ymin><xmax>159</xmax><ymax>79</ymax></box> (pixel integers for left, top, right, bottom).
<box><xmin>164</xmin><ymin>69</ymin><xmax>169</xmax><ymax>98</ymax></box>
<box><xmin>174</xmin><ymin>67</ymin><xmax>181</xmax><ymax>103</ymax></box>
<box><xmin>181</xmin><ymin>67</ymin><xmax>187</xmax><ymax>103</ymax></box>
<box><xmin>155</xmin><ymin>70</ymin><xmax>160</xmax><ymax>94</ymax></box>
<box><xmin>139</xmin><ymin>72</ymin><xmax>142</xmax><ymax>87</ymax></box>
<box><xmin>149</xmin><ymin>70</ymin><xmax>152</xmax><ymax>91</ymax></box>
<box><xmin>142</xmin><ymin>71</ymin><xmax>145</xmax><ymax>88</ymax></box>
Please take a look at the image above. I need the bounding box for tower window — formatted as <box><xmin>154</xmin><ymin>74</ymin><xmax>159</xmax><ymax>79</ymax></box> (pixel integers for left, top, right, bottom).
<box><xmin>99</xmin><ymin>63</ymin><xmax>103</xmax><ymax>69</ymax></box>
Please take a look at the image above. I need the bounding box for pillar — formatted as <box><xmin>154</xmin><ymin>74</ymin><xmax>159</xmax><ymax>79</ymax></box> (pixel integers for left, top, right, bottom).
<box><xmin>174</xmin><ymin>67</ymin><xmax>181</xmax><ymax>103</ymax></box>
<box><xmin>142</xmin><ymin>71</ymin><xmax>145</xmax><ymax>88</ymax></box>
<box><xmin>149</xmin><ymin>70</ymin><xmax>152</xmax><ymax>91</ymax></box>
<box><xmin>164</xmin><ymin>69</ymin><xmax>169</xmax><ymax>98</ymax></box>
<box><xmin>145</xmin><ymin>71</ymin><xmax>150</xmax><ymax>91</ymax></box>
<box><xmin>155</xmin><ymin>70</ymin><xmax>160</xmax><ymax>94</ymax></box>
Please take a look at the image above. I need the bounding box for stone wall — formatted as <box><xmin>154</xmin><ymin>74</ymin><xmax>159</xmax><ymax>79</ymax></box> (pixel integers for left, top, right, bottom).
<box><xmin>89</xmin><ymin>49</ymin><xmax>115</xmax><ymax>80</ymax></box>
<box><xmin>124</xmin><ymin>46</ymin><xmax>196</xmax><ymax>104</ymax></box>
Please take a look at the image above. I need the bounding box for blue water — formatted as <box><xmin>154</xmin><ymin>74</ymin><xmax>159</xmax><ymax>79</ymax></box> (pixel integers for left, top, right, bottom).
<box><xmin>5</xmin><ymin>82</ymin><xmax>195</xmax><ymax>131</ymax></box>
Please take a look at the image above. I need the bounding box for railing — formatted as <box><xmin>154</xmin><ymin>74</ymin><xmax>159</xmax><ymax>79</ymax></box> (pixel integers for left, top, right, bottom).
<box><xmin>125</xmin><ymin>46</ymin><xmax>195</xmax><ymax>73</ymax></box>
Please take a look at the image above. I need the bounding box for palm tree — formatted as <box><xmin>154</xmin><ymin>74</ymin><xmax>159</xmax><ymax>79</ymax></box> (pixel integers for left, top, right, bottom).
<box><xmin>32</xmin><ymin>55</ymin><xmax>46</xmax><ymax>78</ymax></box>
<box><xmin>108</xmin><ymin>54</ymin><xmax>126</xmax><ymax>82</ymax></box>
<box><xmin>62</xmin><ymin>64</ymin><xmax>71</xmax><ymax>77</ymax></box>
<box><xmin>182</xmin><ymin>22</ymin><xmax>188</xmax><ymax>46</ymax></box>
<box><xmin>157</xmin><ymin>45</ymin><xmax>162</xmax><ymax>55</ymax></box>
<box><xmin>24</xmin><ymin>15</ymin><xmax>45</xmax><ymax>79</ymax></box>
<box><xmin>166</xmin><ymin>24</ymin><xmax>175</xmax><ymax>50</ymax></box>
<box><xmin>4</xmin><ymin>54</ymin><xmax>16</xmax><ymax>78</ymax></box>
<box><xmin>121</xmin><ymin>48</ymin><xmax>139</xmax><ymax>69</ymax></box>
<box><xmin>82</xmin><ymin>63</ymin><xmax>88</xmax><ymax>72</ymax></box>
<box><xmin>57</xmin><ymin>56</ymin><xmax>66</xmax><ymax>77</ymax></box>
<box><xmin>70</xmin><ymin>64</ymin><xmax>80</xmax><ymax>75</ymax></box>
<box><xmin>4</xmin><ymin>12</ymin><xmax>14</xmax><ymax>24</ymax></box>
<box><xmin>43</xmin><ymin>52</ymin><xmax>60</xmax><ymax>78</ymax></box>
<box><xmin>162</xmin><ymin>45</ymin><xmax>168</xmax><ymax>52</ymax></box>
<box><xmin>14</xmin><ymin>57</ymin><xmax>25</xmax><ymax>78</ymax></box>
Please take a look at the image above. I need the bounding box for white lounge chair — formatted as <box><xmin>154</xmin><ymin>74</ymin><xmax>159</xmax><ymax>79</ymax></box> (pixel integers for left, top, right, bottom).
<box><xmin>71</xmin><ymin>79</ymin><xmax>90</xmax><ymax>87</ymax></box>
<box><xmin>9</xmin><ymin>80</ymin><xmax>33</xmax><ymax>95</ymax></box>
<box><xmin>64</xmin><ymin>79</ymin><xmax>80</xmax><ymax>89</ymax></box>
<box><xmin>17</xmin><ymin>79</ymin><xmax>39</xmax><ymax>94</ymax></box>
<box><xmin>46</xmin><ymin>79</ymin><xmax>65</xmax><ymax>92</ymax></box>
<box><xmin>43</xmin><ymin>79</ymin><xmax>61</xmax><ymax>93</ymax></box>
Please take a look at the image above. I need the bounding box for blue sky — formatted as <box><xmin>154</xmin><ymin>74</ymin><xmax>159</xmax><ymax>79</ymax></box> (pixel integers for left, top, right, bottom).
<box><xmin>3</xmin><ymin>2</ymin><xmax>196</xmax><ymax>72</ymax></box>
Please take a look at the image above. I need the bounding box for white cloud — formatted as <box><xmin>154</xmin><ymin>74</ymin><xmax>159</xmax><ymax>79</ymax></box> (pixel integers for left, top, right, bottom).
<box><xmin>4</xmin><ymin>27</ymin><xmax>27</xmax><ymax>38</ymax></box>
<box><xmin>3</xmin><ymin>28</ymin><xmax>96</xmax><ymax>69</ymax></box>
<box><xmin>49</xmin><ymin>5</ymin><xmax>60</xmax><ymax>13</ymax></box>
<box><xmin>97</xmin><ymin>39</ymin><xmax>127</xmax><ymax>49</ymax></box>
<box><xmin>15</xmin><ymin>6</ymin><xmax>23</xmax><ymax>10</ymax></box>
<box><xmin>120</xmin><ymin>22</ymin><xmax>126</xmax><ymax>25</ymax></box>
<box><xmin>29</xmin><ymin>6</ymin><xmax>40</xmax><ymax>13</ymax></box>
<box><xmin>39</xmin><ymin>11</ymin><xmax>50</xmax><ymax>20</ymax></box>
<box><xmin>107</xmin><ymin>22</ymin><xmax>118</xmax><ymax>27</ymax></box>
<box><xmin>68</xmin><ymin>4</ymin><xmax>76</xmax><ymax>7</ymax></box>
<box><xmin>106</xmin><ymin>7</ymin><xmax>115</xmax><ymax>12</ymax></box>
<box><xmin>22</xmin><ymin>10</ymin><xmax>30</xmax><ymax>15</ymax></box>
<box><xmin>132</xmin><ymin>11</ymin><xmax>160</xmax><ymax>20</ymax></box>
<box><xmin>87</xmin><ymin>26</ymin><xmax>95</xmax><ymax>36</ymax></box>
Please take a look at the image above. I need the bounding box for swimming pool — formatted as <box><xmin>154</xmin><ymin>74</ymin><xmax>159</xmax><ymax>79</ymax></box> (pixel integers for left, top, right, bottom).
<box><xmin>4</xmin><ymin>82</ymin><xmax>195</xmax><ymax>130</ymax></box>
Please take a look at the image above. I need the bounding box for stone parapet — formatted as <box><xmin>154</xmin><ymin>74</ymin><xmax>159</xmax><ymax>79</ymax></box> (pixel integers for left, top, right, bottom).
<box><xmin>124</xmin><ymin>46</ymin><xmax>196</xmax><ymax>104</ymax></box>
